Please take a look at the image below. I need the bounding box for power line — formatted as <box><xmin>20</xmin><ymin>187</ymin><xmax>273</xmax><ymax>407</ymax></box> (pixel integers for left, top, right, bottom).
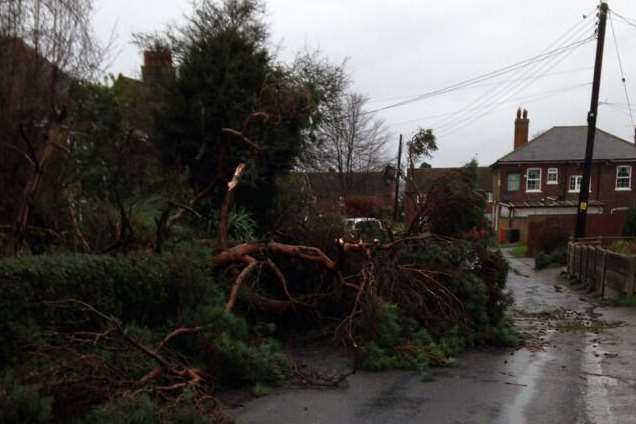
<box><xmin>609</xmin><ymin>10</ymin><xmax>635</xmax><ymax>128</ymax></box>
<box><xmin>387</xmin><ymin>83</ymin><xmax>591</xmax><ymax>128</ymax></box>
<box><xmin>365</xmin><ymin>67</ymin><xmax>593</xmax><ymax>106</ymax></box>
<box><xmin>433</xmin><ymin>29</ymin><xmax>593</xmax><ymax>136</ymax></box>
<box><xmin>611</xmin><ymin>9</ymin><xmax>636</xmax><ymax>29</ymax></box>
<box><xmin>433</xmin><ymin>20</ymin><xmax>594</xmax><ymax>135</ymax></box>
<box><xmin>430</xmin><ymin>13</ymin><xmax>594</xmax><ymax>132</ymax></box>
<box><xmin>364</xmin><ymin>7</ymin><xmax>596</xmax><ymax>123</ymax></box>
<box><xmin>436</xmin><ymin>82</ymin><xmax>591</xmax><ymax>137</ymax></box>
<box><xmin>360</xmin><ymin>37</ymin><xmax>594</xmax><ymax>116</ymax></box>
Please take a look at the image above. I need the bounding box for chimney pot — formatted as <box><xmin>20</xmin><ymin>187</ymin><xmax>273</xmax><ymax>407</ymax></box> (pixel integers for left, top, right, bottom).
<box><xmin>513</xmin><ymin>108</ymin><xmax>530</xmax><ymax>151</ymax></box>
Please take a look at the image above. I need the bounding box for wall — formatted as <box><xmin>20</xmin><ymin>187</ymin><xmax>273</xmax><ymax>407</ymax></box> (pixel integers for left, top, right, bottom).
<box><xmin>493</xmin><ymin>162</ymin><xmax>636</xmax><ymax>212</ymax></box>
<box><xmin>525</xmin><ymin>212</ymin><xmax>627</xmax><ymax>256</ymax></box>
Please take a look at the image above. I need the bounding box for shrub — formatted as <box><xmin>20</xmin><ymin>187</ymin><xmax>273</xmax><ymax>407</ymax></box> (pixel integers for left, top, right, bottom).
<box><xmin>535</xmin><ymin>248</ymin><xmax>567</xmax><ymax>270</ymax></box>
<box><xmin>212</xmin><ymin>334</ymin><xmax>290</xmax><ymax>386</ymax></box>
<box><xmin>0</xmin><ymin>245</ymin><xmax>290</xmax><ymax>421</ymax></box>
<box><xmin>82</xmin><ymin>395</ymin><xmax>160</xmax><ymax>424</ymax></box>
<box><xmin>510</xmin><ymin>244</ymin><xmax>527</xmax><ymax>258</ymax></box>
<box><xmin>0</xmin><ymin>244</ymin><xmax>216</xmax><ymax>364</ymax></box>
<box><xmin>608</xmin><ymin>240</ymin><xmax>636</xmax><ymax>255</ymax></box>
<box><xmin>359</xmin><ymin>304</ymin><xmax>449</xmax><ymax>373</ymax></box>
<box><xmin>425</xmin><ymin>171</ymin><xmax>488</xmax><ymax>237</ymax></box>
<box><xmin>537</xmin><ymin>226</ymin><xmax>569</xmax><ymax>254</ymax></box>
<box><xmin>623</xmin><ymin>208</ymin><xmax>636</xmax><ymax>236</ymax></box>
<box><xmin>0</xmin><ymin>371</ymin><xmax>52</xmax><ymax>424</ymax></box>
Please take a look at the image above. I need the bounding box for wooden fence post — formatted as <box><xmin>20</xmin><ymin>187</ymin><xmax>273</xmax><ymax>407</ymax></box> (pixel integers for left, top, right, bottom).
<box><xmin>601</xmin><ymin>249</ymin><xmax>607</xmax><ymax>298</ymax></box>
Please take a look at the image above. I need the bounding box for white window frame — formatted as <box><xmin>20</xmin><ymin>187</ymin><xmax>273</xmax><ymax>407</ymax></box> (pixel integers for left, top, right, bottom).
<box><xmin>506</xmin><ymin>173</ymin><xmax>521</xmax><ymax>192</ymax></box>
<box><xmin>526</xmin><ymin>168</ymin><xmax>541</xmax><ymax>192</ymax></box>
<box><xmin>616</xmin><ymin>165</ymin><xmax>632</xmax><ymax>191</ymax></box>
<box><xmin>569</xmin><ymin>175</ymin><xmax>582</xmax><ymax>193</ymax></box>
<box><xmin>568</xmin><ymin>175</ymin><xmax>592</xmax><ymax>193</ymax></box>
<box><xmin>547</xmin><ymin>168</ymin><xmax>558</xmax><ymax>184</ymax></box>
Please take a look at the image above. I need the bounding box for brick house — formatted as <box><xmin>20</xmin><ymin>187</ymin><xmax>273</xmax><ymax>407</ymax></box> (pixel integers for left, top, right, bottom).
<box><xmin>492</xmin><ymin>109</ymin><xmax>636</xmax><ymax>246</ymax></box>
<box><xmin>304</xmin><ymin>171</ymin><xmax>395</xmax><ymax>217</ymax></box>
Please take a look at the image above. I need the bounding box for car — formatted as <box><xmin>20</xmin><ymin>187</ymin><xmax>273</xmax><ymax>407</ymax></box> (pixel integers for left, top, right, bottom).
<box><xmin>344</xmin><ymin>217</ymin><xmax>387</xmax><ymax>243</ymax></box>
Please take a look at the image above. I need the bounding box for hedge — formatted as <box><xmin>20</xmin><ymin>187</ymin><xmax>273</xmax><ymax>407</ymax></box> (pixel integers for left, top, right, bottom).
<box><xmin>0</xmin><ymin>245</ymin><xmax>215</xmax><ymax>365</ymax></box>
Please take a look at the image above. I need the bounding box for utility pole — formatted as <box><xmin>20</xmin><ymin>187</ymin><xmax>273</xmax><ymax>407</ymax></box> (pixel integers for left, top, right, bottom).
<box><xmin>393</xmin><ymin>134</ymin><xmax>403</xmax><ymax>221</ymax></box>
<box><xmin>576</xmin><ymin>2</ymin><xmax>608</xmax><ymax>238</ymax></box>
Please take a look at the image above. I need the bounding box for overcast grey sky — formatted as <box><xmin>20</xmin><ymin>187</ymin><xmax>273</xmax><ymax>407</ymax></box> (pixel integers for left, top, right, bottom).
<box><xmin>93</xmin><ymin>0</ymin><xmax>636</xmax><ymax>167</ymax></box>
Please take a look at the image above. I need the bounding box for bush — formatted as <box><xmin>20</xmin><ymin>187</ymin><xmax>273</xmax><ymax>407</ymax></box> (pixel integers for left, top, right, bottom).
<box><xmin>82</xmin><ymin>395</ymin><xmax>160</xmax><ymax>424</ymax></box>
<box><xmin>608</xmin><ymin>240</ymin><xmax>636</xmax><ymax>255</ymax></box>
<box><xmin>535</xmin><ymin>248</ymin><xmax>567</xmax><ymax>270</ymax></box>
<box><xmin>0</xmin><ymin>244</ymin><xmax>215</xmax><ymax>364</ymax></box>
<box><xmin>510</xmin><ymin>244</ymin><xmax>527</xmax><ymax>258</ymax></box>
<box><xmin>536</xmin><ymin>226</ymin><xmax>569</xmax><ymax>254</ymax></box>
<box><xmin>212</xmin><ymin>334</ymin><xmax>290</xmax><ymax>386</ymax></box>
<box><xmin>0</xmin><ymin>371</ymin><xmax>52</xmax><ymax>424</ymax></box>
<box><xmin>425</xmin><ymin>171</ymin><xmax>488</xmax><ymax>237</ymax></box>
<box><xmin>81</xmin><ymin>392</ymin><xmax>223</xmax><ymax>424</ymax></box>
<box><xmin>623</xmin><ymin>208</ymin><xmax>636</xmax><ymax>236</ymax></box>
<box><xmin>0</xmin><ymin>245</ymin><xmax>290</xmax><ymax>421</ymax></box>
<box><xmin>359</xmin><ymin>304</ymin><xmax>451</xmax><ymax>373</ymax></box>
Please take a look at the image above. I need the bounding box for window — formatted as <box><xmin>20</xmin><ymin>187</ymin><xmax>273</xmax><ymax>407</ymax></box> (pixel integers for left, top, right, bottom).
<box><xmin>568</xmin><ymin>175</ymin><xmax>592</xmax><ymax>193</ymax></box>
<box><xmin>547</xmin><ymin>168</ymin><xmax>558</xmax><ymax>184</ymax></box>
<box><xmin>506</xmin><ymin>173</ymin><xmax>521</xmax><ymax>191</ymax></box>
<box><xmin>569</xmin><ymin>175</ymin><xmax>582</xmax><ymax>192</ymax></box>
<box><xmin>616</xmin><ymin>165</ymin><xmax>632</xmax><ymax>190</ymax></box>
<box><xmin>526</xmin><ymin>168</ymin><xmax>541</xmax><ymax>192</ymax></box>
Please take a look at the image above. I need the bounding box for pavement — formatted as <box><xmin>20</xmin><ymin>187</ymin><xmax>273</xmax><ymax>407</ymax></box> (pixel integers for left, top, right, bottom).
<box><xmin>229</xmin><ymin>251</ymin><xmax>636</xmax><ymax>424</ymax></box>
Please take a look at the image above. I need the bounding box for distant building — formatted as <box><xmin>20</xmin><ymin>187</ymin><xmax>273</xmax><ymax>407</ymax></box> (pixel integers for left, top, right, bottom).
<box><xmin>491</xmin><ymin>109</ymin><xmax>636</xmax><ymax>249</ymax></box>
<box><xmin>304</xmin><ymin>171</ymin><xmax>395</xmax><ymax>217</ymax></box>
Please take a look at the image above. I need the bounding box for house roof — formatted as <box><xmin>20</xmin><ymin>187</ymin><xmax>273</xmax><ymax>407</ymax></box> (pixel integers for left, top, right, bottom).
<box><xmin>305</xmin><ymin>171</ymin><xmax>394</xmax><ymax>199</ymax></box>
<box><xmin>494</xmin><ymin>126</ymin><xmax>636</xmax><ymax>165</ymax></box>
<box><xmin>409</xmin><ymin>167</ymin><xmax>493</xmax><ymax>193</ymax></box>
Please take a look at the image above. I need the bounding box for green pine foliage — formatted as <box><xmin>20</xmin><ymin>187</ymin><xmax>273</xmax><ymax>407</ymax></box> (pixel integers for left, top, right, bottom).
<box><xmin>359</xmin><ymin>304</ymin><xmax>463</xmax><ymax>374</ymax></box>
<box><xmin>358</xmin><ymin>241</ymin><xmax>520</xmax><ymax>373</ymax></box>
<box><xmin>0</xmin><ymin>371</ymin><xmax>53</xmax><ymax>424</ymax></box>
<box><xmin>0</xmin><ymin>243</ymin><xmax>288</xmax><ymax>422</ymax></box>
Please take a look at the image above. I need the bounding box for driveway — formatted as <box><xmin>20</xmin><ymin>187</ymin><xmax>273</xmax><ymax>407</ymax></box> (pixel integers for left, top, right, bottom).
<box><xmin>230</xmin><ymin>251</ymin><xmax>636</xmax><ymax>424</ymax></box>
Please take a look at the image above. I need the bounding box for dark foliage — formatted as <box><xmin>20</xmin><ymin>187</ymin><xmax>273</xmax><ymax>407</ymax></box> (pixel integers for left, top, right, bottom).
<box><xmin>0</xmin><ymin>243</ymin><xmax>288</xmax><ymax>422</ymax></box>
<box><xmin>623</xmin><ymin>208</ymin><xmax>636</xmax><ymax>236</ymax></box>
<box><xmin>426</xmin><ymin>169</ymin><xmax>488</xmax><ymax>237</ymax></box>
<box><xmin>148</xmin><ymin>1</ymin><xmax>314</xmax><ymax>231</ymax></box>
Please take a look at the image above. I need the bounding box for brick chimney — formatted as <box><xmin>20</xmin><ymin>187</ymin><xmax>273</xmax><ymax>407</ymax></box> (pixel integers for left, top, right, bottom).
<box><xmin>514</xmin><ymin>108</ymin><xmax>529</xmax><ymax>150</ymax></box>
<box><xmin>141</xmin><ymin>49</ymin><xmax>175</xmax><ymax>88</ymax></box>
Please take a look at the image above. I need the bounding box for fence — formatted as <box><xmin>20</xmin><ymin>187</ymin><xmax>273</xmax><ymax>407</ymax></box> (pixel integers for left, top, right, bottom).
<box><xmin>567</xmin><ymin>237</ymin><xmax>636</xmax><ymax>298</ymax></box>
<box><xmin>526</xmin><ymin>212</ymin><xmax>627</xmax><ymax>257</ymax></box>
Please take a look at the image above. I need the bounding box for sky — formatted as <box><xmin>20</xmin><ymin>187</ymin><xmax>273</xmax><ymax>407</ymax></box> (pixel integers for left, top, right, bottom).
<box><xmin>93</xmin><ymin>0</ymin><xmax>636</xmax><ymax>167</ymax></box>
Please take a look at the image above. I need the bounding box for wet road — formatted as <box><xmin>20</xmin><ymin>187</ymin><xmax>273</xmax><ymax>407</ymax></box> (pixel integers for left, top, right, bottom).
<box><xmin>231</xmin><ymin>252</ymin><xmax>636</xmax><ymax>424</ymax></box>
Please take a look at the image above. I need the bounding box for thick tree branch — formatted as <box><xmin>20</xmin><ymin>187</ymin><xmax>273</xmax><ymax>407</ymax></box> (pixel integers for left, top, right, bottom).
<box><xmin>218</xmin><ymin>163</ymin><xmax>246</xmax><ymax>249</ymax></box>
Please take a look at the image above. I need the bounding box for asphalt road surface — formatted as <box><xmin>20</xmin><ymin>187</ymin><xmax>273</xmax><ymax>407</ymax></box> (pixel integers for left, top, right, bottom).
<box><xmin>230</xmin><ymin>251</ymin><xmax>636</xmax><ymax>424</ymax></box>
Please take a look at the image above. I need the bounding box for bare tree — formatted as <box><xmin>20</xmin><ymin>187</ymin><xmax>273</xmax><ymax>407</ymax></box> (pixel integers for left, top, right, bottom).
<box><xmin>0</xmin><ymin>0</ymin><xmax>104</xmax><ymax>255</ymax></box>
<box><xmin>310</xmin><ymin>93</ymin><xmax>390</xmax><ymax>195</ymax></box>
